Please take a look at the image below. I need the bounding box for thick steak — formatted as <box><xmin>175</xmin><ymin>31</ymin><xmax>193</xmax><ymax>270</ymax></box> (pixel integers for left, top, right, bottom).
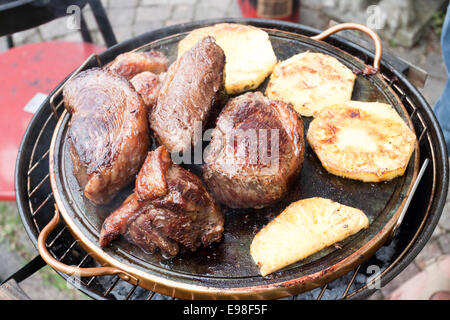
<box><xmin>150</xmin><ymin>36</ymin><xmax>225</xmax><ymax>154</ymax></box>
<box><xmin>63</xmin><ymin>68</ymin><xmax>149</xmax><ymax>205</ymax></box>
<box><xmin>203</xmin><ymin>92</ymin><xmax>305</xmax><ymax>209</ymax></box>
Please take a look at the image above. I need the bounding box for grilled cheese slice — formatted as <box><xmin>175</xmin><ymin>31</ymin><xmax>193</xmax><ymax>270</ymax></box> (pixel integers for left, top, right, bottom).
<box><xmin>266</xmin><ymin>52</ymin><xmax>356</xmax><ymax>117</ymax></box>
<box><xmin>250</xmin><ymin>197</ymin><xmax>369</xmax><ymax>276</ymax></box>
<box><xmin>178</xmin><ymin>23</ymin><xmax>277</xmax><ymax>94</ymax></box>
<box><xmin>307</xmin><ymin>101</ymin><xmax>416</xmax><ymax>182</ymax></box>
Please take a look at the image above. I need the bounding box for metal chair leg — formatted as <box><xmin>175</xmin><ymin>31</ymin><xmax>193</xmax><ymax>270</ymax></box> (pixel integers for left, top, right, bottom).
<box><xmin>79</xmin><ymin>11</ymin><xmax>93</xmax><ymax>43</ymax></box>
<box><xmin>0</xmin><ymin>255</ymin><xmax>47</xmax><ymax>285</ymax></box>
<box><xmin>6</xmin><ymin>34</ymin><xmax>14</xmax><ymax>48</ymax></box>
<box><xmin>88</xmin><ymin>0</ymin><xmax>117</xmax><ymax>47</ymax></box>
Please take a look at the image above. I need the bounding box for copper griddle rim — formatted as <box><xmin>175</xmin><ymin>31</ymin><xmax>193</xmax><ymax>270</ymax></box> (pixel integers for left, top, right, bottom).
<box><xmin>14</xmin><ymin>19</ymin><xmax>446</xmax><ymax>301</ymax></box>
<box><xmin>45</xmin><ymin>25</ymin><xmax>420</xmax><ymax>299</ymax></box>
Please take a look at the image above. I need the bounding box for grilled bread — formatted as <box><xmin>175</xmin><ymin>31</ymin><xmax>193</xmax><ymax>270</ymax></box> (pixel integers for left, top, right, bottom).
<box><xmin>307</xmin><ymin>101</ymin><xmax>416</xmax><ymax>182</ymax></box>
<box><xmin>250</xmin><ymin>197</ymin><xmax>369</xmax><ymax>276</ymax></box>
<box><xmin>178</xmin><ymin>23</ymin><xmax>277</xmax><ymax>94</ymax></box>
<box><xmin>266</xmin><ymin>52</ymin><xmax>356</xmax><ymax>117</ymax></box>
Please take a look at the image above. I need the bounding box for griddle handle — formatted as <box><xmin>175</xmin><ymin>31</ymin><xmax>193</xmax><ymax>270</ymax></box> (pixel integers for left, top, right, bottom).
<box><xmin>311</xmin><ymin>22</ymin><xmax>382</xmax><ymax>74</ymax></box>
<box><xmin>37</xmin><ymin>204</ymin><xmax>139</xmax><ymax>285</ymax></box>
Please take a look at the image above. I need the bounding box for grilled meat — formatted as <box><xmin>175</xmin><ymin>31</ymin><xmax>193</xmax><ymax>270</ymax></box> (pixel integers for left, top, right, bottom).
<box><xmin>100</xmin><ymin>146</ymin><xmax>224</xmax><ymax>256</ymax></box>
<box><xmin>109</xmin><ymin>50</ymin><xmax>168</xmax><ymax>80</ymax></box>
<box><xmin>63</xmin><ymin>68</ymin><xmax>149</xmax><ymax>205</ymax></box>
<box><xmin>130</xmin><ymin>71</ymin><xmax>165</xmax><ymax>111</ymax></box>
<box><xmin>150</xmin><ymin>36</ymin><xmax>226</xmax><ymax>154</ymax></box>
<box><xmin>203</xmin><ymin>92</ymin><xmax>305</xmax><ymax>209</ymax></box>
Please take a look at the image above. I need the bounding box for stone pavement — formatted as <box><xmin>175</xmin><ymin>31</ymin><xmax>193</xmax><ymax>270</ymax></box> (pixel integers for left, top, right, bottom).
<box><xmin>0</xmin><ymin>0</ymin><xmax>448</xmax><ymax>300</ymax></box>
<box><xmin>0</xmin><ymin>0</ymin><xmax>242</xmax><ymax>48</ymax></box>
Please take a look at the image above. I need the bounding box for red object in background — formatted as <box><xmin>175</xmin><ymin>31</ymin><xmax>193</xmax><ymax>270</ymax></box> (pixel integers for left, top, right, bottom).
<box><xmin>0</xmin><ymin>41</ymin><xmax>105</xmax><ymax>201</ymax></box>
<box><xmin>238</xmin><ymin>0</ymin><xmax>300</xmax><ymax>22</ymax></box>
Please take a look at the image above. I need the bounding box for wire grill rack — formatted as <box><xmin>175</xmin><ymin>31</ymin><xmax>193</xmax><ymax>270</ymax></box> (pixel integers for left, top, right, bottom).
<box><xmin>15</xmin><ymin>23</ymin><xmax>445</xmax><ymax>300</ymax></box>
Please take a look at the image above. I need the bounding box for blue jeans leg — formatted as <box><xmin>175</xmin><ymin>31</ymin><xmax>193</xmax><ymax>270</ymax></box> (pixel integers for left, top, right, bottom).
<box><xmin>434</xmin><ymin>5</ymin><xmax>450</xmax><ymax>153</ymax></box>
<box><xmin>434</xmin><ymin>80</ymin><xmax>450</xmax><ymax>153</ymax></box>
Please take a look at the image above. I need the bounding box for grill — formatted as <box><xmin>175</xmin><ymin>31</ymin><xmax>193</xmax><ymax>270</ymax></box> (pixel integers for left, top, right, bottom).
<box><xmin>13</xmin><ymin>18</ymin><xmax>448</xmax><ymax>300</ymax></box>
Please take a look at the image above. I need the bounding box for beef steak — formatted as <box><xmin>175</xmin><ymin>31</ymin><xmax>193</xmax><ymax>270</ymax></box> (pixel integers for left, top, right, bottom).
<box><xmin>203</xmin><ymin>92</ymin><xmax>304</xmax><ymax>209</ymax></box>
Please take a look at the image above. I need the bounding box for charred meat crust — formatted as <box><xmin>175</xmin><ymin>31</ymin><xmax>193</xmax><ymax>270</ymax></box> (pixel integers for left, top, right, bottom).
<box><xmin>135</xmin><ymin>144</ymin><xmax>172</xmax><ymax>202</ymax></box>
<box><xmin>203</xmin><ymin>92</ymin><xmax>305</xmax><ymax>209</ymax></box>
<box><xmin>109</xmin><ymin>50</ymin><xmax>168</xmax><ymax>80</ymax></box>
<box><xmin>100</xmin><ymin>146</ymin><xmax>224</xmax><ymax>256</ymax></box>
<box><xmin>63</xmin><ymin>68</ymin><xmax>149</xmax><ymax>205</ymax></box>
<box><xmin>150</xmin><ymin>36</ymin><xmax>226</xmax><ymax>154</ymax></box>
<box><xmin>130</xmin><ymin>71</ymin><xmax>165</xmax><ymax>112</ymax></box>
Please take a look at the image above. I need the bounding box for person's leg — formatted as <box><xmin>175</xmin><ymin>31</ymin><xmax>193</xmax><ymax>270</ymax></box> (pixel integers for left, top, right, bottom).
<box><xmin>388</xmin><ymin>255</ymin><xmax>450</xmax><ymax>300</ymax></box>
<box><xmin>434</xmin><ymin>5</ymin><xmax>450</xmax><ymax>153</ymax></box>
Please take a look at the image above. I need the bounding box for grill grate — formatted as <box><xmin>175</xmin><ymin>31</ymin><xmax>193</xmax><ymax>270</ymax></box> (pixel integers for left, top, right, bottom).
<box><xmin>17</xmin><ymin>22</ymin><xmax>444</xmax><ymax>300</ymax></box>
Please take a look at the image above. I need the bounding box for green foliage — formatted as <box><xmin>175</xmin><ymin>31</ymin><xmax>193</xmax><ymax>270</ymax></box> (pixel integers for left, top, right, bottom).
<box><xmin>0</xmin><ymin>202</ymin><xmax>89</xmax><ymax>299</ymax></box>
<box><xmin>40</xmin><ymin>265</ymin><xmax>73</xmax><ymax>292</ymax></box>
<box><xmin>0</xmin><ymin>202</ymin><xmax>29</xmax><ymax>259</ymax></box>
<box><xmin>431</xmin><ymin>9</ymin><xmax>446</xmax><ymax>36</ymax></box>
<box><xmin>389</xmin><ymin>39</ymin><xmax>397</xmax><ymax>48</ymax></box>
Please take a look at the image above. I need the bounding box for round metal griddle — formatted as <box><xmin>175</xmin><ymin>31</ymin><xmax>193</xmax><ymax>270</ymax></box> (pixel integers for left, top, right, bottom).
<box><xmin>15</xmin><ymin>19</ymin><xmax>447</xmax><ymax>300</ymax></box>
<box><xmin>42</xmin><ymin>21</ymin><xmax>419</xmax><ymax>299</ymax></box>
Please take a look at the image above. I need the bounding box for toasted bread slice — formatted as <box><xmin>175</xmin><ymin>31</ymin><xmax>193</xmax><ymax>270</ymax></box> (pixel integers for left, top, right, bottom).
<box><xmin>307</xmin><ymin>101</ymin><xmax>416</xmax><ymax>182</ymax></box>
<box><xmin>178</xmin><ymin>23</ymin><xmax>277</xmax><ymax>94</ymax></box>
<box><xmin>266</xmin><ymin>52</ymin><xmax>356</xmax><ymax>117</ymax></box>
<box><xmin>250</xmin><ymin>197</ymin><xmax>369</xmax><ymax>276</ymax></box>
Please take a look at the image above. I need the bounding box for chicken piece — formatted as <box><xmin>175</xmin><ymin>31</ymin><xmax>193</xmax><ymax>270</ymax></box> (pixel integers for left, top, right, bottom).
<box><xmin>99</xmin><ymin>146</ymin><xmax>224</xmax><ymax>257</ymax></box>
<box><xmin>203</xmin><ymin>92</ymin><xmax>305</xmax><ymax>209</ymax></box>
<box><xmin>63</xmin><ymin>68</ymin><xmax>149</xmax><ymax>205</ymax></box>
<box><xmin>109</xmin><ymin>50</ymin><xmax>168</xmax><ymax>80</ymax></box>
<box><xmin>130</xmin><ymin>71</ymin><xmax>165</xmax><ymax>111</ymax></box>
<box><xmin>150</xmin><ymin>36</ymin><xmax>226</xmax><ymax>154</ymax></box>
